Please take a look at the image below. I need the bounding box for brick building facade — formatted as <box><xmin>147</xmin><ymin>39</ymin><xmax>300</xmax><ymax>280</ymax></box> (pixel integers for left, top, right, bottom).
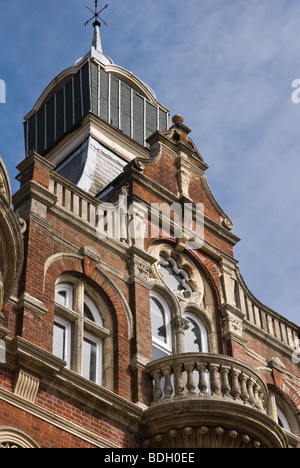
<box><xmin>0</xmin><ymin>19</ymin><xmax>299</xmax><ymax>449</ymax></box>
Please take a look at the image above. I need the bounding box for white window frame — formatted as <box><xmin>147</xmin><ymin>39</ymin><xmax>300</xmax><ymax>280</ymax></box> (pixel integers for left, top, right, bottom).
<box><xmin>83</xmin><ymin>330</ymin><xmax>103</xmax><ymax>386</ymax></box>
<box><xmin>84</xmin><ymin>294</ymin><xmax>103</xmax><ymax>327</ymax></box>
<box><xmin>276</xmin><ymin>404</ymin><xmax>292</xmax><ymax>432</ymax></box>
<box><xmin>55</xmin><ymin>283</ymin><xmax>73</xmax><ymax>309</ymax></box>
<box><xmin>184</xmin><ymin>311</ymin><xmax>209</xmax><ymax>353</ymax></box>
<box><xmin>150</xmin><ymin>291</ymin><xmax>172</xmax><ymax>357</ymax></box>
<box><xmin>53</xmin><ymin>315</ymin><xmax>72</xmax><ymax>368</ymax></box>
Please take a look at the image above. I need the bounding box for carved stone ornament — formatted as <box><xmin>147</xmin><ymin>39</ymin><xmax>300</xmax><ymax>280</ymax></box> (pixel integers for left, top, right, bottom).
<box><xmin>0</xmin><ymin>442</ymin><xmax>20</xmax><ymax>449</ymax></box>
<box><xmin>18</xmin><ymin>217</ymin><xmax>27</xmax><ymax>235</ymax></box>
<box><xmin>129</xmin><ymin>259</ymin><xmax>151</xmax><ymax>282</ymax></box>
<box><xmin>224</xmin><ymin>314</ymin><xmax>244</xmax><ymax>337</ymax></box>
<box><xmin>0</xmin><ymin>428</ymin><xmax>39</xmax><ymax>449</ymax></box>
<box><xmin>0</xmin><ymin>158</ymin><xmax>24</xmax><ymax>311</ymax></box>
<box><xmin>221</xmin><ymin>304</ymin><xmax>246</xmax><ymax>345</ymax></box>
<box><xmin>0</xmin><ymin>156</ymin><xmax>12</xmax><ymax>204</ymax></box>
<box><xmin>133</xmin><ymin>141</ymin><xmax>162</xmax><ymax>173</ymax></box>
<box><xmin>175</xmin><ymin>154</ymin><xmax>192</xmax><ymax>199</ymax></box>
<box><xmin>126</xmin><ymin>247</ymin><xmax>157</xmax><ymax>287</ymax></box>
<box><xmin>149</xmin><ymin>243</ymin><xmax>204</xmax><ymax>303</ymax></box>
<box><xmin>144</xmin><ymin>425</ymin><xmax>262</xmax><ymax>449</ymax></box>
<box><xmin>222</xmin><ymin>218</ymin><xmax>234</xmax><ymax>231</ymax></box>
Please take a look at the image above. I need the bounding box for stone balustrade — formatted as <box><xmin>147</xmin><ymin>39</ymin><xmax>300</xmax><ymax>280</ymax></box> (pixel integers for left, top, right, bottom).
<box><xmin>49</xmin><ymin>174</ymin><xmax>100</xmax><ymax>230</ymax></box>
<box><xmin>48</xmin><ymin>173</ymin><xmax>143</xmax><ymax>247</ymax></box>
<box><xmin>235</xmin><ymin>271</ymin><xmax>299</xmax><ymax>351</ymax></box>
<box><xmin>147</xmin><ymin>353</ymin><xmax>267</xmax><ymax>411</ymax></box>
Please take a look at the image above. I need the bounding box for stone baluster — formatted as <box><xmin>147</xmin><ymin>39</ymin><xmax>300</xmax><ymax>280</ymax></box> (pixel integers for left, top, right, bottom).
<box><xmin>209</xmin><ymin>364</ymin><xmax>221</xmax><ymax>396</ymax></box>
<box><xmin>184</xmin><ymin>363</ymin><xmax>196</xmax><ymax>395</ymax></box>
<box><xmin>253</xmin><ymin>383</ymin><xmax>264</xmax><ymax>411</ymax></box>
<box><xmin>152</xmin><ymin>370</ymin><xmax>163</xmax><ymax>402</ymax></box>
<box><xmin>147</xmin><ymin>355</ymin><xmax>268</xmax><ymax>411</ymax></box>
<box><xmin>197</xmin><ymin>363</ymin><xmax>208</xmax><ymax>395</ymax></box>
<box><xmin>173</xmin><ymin>363</ymin><xmax>184</xmax><ymax>397</ymax></box>
<box><xmin>230</xmin><ymin>369</ymin><xmax>241</xmax><ymax>400</ymax></box>
<box><xmin>220</xmin><ymin>366</ymin><xmax>231</xmax><ymax>397</ymax></box>
<box><xmin>240</xmin><ymin>373</ymin><xmax>249</xmax><ymax>404</ymax></box>
<box><xmin>161</xmin><ymin>366</ymin><xmax>173</xmax><ymax>400</ymax></box>
<box><xmin>247</xmin><ymin>378</ymin><xmax>256</xmax><ymax>407</ymax></box>
<box><xmin>258</xmin><ymin>388</ymin><xmax>265</xmax><ymax>411</ymax></box>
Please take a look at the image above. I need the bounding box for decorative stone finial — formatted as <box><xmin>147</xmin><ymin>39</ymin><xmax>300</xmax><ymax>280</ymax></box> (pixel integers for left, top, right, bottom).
<box><xmin>172</xmin><ymin>114</ymin><xmax>184</xmax><ymax>126</ymax></box>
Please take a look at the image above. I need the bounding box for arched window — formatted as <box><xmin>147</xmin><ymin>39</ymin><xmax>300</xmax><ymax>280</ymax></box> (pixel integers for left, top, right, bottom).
<box><xmin>149</xmin><ymin>244</ymin><xmax>219</xmax><ymax>357</ymax></box>
<box><xmin>183</xmin><ymin>312</ymin><xmax>208</xmax><ymax>353</ymax></box>
<box><xmin>268</xmin><ymin>392</ymin><xmax>300</xmax><ymax>448</ymax></box>
<box><xmin>150</xmin><ymin>292</ymin><xmax>172</xmax><ymax>360</ymax></box>
<box><xmin>276</xmin><ymin>404</ymin><xmax>292</xmax><ymax>433</ymax></box>
<box><xmin>53</xmin><ymin>281</ymin><xmax>112</xmax><ymax>388</ymax></box>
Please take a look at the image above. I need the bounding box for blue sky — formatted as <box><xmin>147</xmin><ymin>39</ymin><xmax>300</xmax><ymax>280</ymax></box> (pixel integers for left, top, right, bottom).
<box><xmin>0</xmin><ymin>0</ymin><xmax>299</xmax><ymax>325</ymax></box>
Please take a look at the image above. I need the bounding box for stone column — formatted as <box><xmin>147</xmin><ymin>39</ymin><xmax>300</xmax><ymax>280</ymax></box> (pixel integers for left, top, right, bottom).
<box><xmin>171</xmin><ymin>316</ymin><xmax>190</xmax><ymax>354</ymax></box>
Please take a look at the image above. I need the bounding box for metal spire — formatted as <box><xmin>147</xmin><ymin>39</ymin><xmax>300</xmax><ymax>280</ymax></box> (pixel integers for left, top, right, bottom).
<box><xmin>85</xmin><ymin>1</ymin><xmax>108</xmax><ymax>53</ymax></box>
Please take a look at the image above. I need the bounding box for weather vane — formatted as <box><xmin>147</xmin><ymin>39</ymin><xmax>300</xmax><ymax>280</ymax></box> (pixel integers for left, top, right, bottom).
<box><xmin>85</xmin><ymin>1</ymin><xmax>108</xmax><ymax>27</ymax></box>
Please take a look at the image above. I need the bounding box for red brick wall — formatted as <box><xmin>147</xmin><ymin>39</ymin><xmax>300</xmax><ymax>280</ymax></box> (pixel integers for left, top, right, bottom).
<box><xmin>0</xmin><ymin>397</ymin><xmax>141</xmax><ymax>448</ymax></box>
<box><xmin>2</xmin><ymin>147</ymin><xmax>297</xmax><ymax>448</ymax></box>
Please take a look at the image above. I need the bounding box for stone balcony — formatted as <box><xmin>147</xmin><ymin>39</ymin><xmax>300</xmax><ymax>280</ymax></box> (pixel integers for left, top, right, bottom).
<box><xmin>142</xmin><ymin>353</ymin><xmax>288</xmax><ymax>448</ymax></box>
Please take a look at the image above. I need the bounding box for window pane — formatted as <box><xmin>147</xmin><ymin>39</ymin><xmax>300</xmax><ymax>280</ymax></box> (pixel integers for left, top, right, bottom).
<box><xmin>159</xmin><ymin>263</ymin><xmax>184</xmax><ymax>292</ymax></box>
<box><xmin>84</xmin><ymin>303</ymin><xmax>95</xmax><ymax>322</ymax></box>
<box><xmin>53</xmin><ymin>322</ymin><xmax>66</xmax><ymax>360</ymax></box>
<box><xmin>151</xmin><ymin>297</ymin><xmax>167</xmax><ymax>343</ymax></box>
<box><xmin>84</xmin><ymin>295</ymin><xmax>103</xmax><ymax>326</ymax></box>
<box><xmin>55</xmin><ymin>290</ymin><xmax>67</xmax><ymax>307</ymax></box>
<box><xmin>83</xmin><ymin>337</ymin><xmax>97</xmax><ymax>383</ymax></box>
<box><xmin>55</xmin><ymin>284</ymin><xmax>73</xmax><ymax>309</ymax></box>
<box><xmin>184</xmin><ymin>318</ymin><xmax>202</xmax><ymax>352</ymax></box>
<box><xmin>277</xmin><ymin>405</ymin><xmax>292</xmax><ymax>432</ymax></box>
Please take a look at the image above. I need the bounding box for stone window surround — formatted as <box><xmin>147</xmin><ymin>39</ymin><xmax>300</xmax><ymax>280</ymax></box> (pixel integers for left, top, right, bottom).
<box><xmin>268</xmin><ymin>391</ymin><xmax>300</xmax><ymax>447</ymax></box>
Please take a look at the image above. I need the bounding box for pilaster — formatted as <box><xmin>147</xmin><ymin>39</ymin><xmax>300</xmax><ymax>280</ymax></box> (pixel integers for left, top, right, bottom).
<box><xmin>12</xmin><ymin>153</ymin><xmax>56</xmax><ymax>348</ymax></box>
<box><xmin>126</xmin><ymin>245</ymin><xmax>156</xmax><ymax>406</ymax></box>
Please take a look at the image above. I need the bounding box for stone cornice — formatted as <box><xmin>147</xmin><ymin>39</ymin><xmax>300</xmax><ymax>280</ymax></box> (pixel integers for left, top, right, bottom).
<box><xmin>16</xmin><ymin>152</ymin><xmax>55</xmax><ymax>176</ymax></box>
<box><xmin>244</xmin><ymin>320</ymin><xmax>299</xmax><ymax>359</ymax></box>
<box><xmin>0</xmin><ymin>386</ymin><xmax>118</xmax><ymax>448</ymax></box>
<box><xmin>13</xmin><ymin>180</ymin><xmax>57</xmax><ymax>212</ymax></box>
<box><xmin>5</xmin><ymin>337</ymin><xmax>144</xmax><ymax>439</ymax></box>
<box><xmin>8</xmin><ymin>293</ymin><xmax>47</xmax><ymax>317</ymax></box>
